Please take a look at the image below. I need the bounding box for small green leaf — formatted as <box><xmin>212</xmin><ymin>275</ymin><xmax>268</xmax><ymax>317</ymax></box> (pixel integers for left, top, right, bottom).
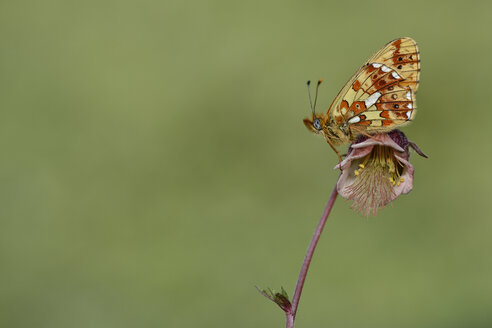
<box><xmin>256</xmin><ymin>286</ymin><xmax>292</xmax><ymax>312</ymax></box>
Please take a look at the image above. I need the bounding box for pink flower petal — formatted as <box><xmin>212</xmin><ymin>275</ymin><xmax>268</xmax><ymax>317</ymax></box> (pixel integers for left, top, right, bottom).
<box><xmin>334</xmin><ymin>145</ymin><xmax>374</xmax><ymax>170</ymax></box>
<box><xmin>393</xmin><ymin>153</ymin><xmax>414</xmax><ymax>196</ymax></box>
<box><xmin>351</xmin><ymin>134</ymin><xmax>405</xmax><ymax>153</ymax></box>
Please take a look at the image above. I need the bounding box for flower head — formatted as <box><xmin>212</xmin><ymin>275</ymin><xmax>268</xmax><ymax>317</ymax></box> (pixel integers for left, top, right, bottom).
<box><xmin>335</xmin><ymin>130</ymin><xmax>427</xmax><ymax>217</ymax></box>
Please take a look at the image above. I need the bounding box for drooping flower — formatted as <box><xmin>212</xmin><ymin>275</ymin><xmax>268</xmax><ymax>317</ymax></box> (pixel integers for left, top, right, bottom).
<box><xmin>335</xmin><ymin>130</ymin><xmax>427</xmax><ymax>216</ymax></box>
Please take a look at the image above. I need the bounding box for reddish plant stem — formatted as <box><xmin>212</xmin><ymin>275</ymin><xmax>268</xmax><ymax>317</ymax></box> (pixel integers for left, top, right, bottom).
<box><xmin>285</xmin><ymin>311</ymin><xmax>294</xmax><ymax>328</ymax></box>
<box><xmin>286</xmin><ymin>185</ymin><xmax>338</xmax><ymax>327</ymax></box>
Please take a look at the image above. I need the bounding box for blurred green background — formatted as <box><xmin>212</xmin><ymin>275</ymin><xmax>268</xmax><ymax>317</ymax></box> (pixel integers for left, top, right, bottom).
<box><xmin>1</xmin><ymin>0</ymin><xmax>492</xmax><ymax>327</ymax></box>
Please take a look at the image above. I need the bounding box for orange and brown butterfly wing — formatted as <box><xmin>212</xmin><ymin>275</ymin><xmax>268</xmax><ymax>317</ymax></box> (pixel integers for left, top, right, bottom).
<box><xmin>370</xmin><ymin>37</ymin><xmax>420</xmax><ymax>93</ymax></box>
<box><xmin>343</xmin><ymin>62</ymin><xmax>416</xmax><ymax>132</ymax></box>
<box><xmin>327</xmin><ymin>38</ymin><xmax>420</xmax><ymax>137</ymax></box>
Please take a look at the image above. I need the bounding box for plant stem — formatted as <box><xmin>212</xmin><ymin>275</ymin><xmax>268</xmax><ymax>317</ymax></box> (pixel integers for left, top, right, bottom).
<box><xmin>285</xmin><ymin>311</ymin><xmax>294</xmax><ymax>328</ymax></box>
<box><xmin>287</xmin><ymin>185</ymin><xmax>338</xmax><ymax>327</ymax></box>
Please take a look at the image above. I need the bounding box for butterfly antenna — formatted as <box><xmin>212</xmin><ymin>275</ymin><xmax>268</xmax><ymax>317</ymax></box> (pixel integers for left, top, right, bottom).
<box><xmin>306</xmin><ymin>80</ymin><xmax>315</xmax><ymax>118</ymax></box>
<box><xmin>313</xmin><ymin>79</ymin><xmax>323</xmax><ymax>111</ymax></box>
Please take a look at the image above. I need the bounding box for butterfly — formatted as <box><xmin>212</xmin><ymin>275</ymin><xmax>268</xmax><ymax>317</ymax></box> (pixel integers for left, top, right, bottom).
<box><xmin>303</xmin><ymin>38</ymin><xmax>420</xmax><ymax>162</ymax></box>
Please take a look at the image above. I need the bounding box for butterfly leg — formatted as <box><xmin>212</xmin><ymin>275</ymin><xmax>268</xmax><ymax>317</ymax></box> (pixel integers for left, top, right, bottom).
<box><xmin>349</xmin><ymin>125</ymin><xmax>373</xmax><ymax>139</ymax></box>
<box><xmin>324</xmin><ymin>135</ymin><xmax>343</xmax><ymax>170</ymax></box>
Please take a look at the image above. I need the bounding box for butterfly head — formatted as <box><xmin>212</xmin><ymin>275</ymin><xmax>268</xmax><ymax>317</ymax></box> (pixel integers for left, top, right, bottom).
<box><xmin>304</xmin><ymin>79</ymin><xmax>350</xmax><ymax>145</ymax></box>
<box><xmin>303</xmin><ymin>115</ymin><xmax>325</xmax><ymax>134</ymax></box>
<box><xmin>304</xmin><ymin>115</ymin><xmax>348</xmax><ymax>144</ymax></box>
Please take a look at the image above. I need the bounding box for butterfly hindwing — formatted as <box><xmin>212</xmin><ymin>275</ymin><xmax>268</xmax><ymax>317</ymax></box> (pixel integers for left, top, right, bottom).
<box><xmin>370</xmin><ymin>37</ymin><xmax>420</xmax><ymax>93</ymax></box>
<box><xmin>346</xmin><ymin>63</ymin><xmax>416</xmax><ymax>130</ymax></box>
<box><xmin>326</xmin><ymin>38</ymin><xmax>420</xmax><ymax>135</ymax></box>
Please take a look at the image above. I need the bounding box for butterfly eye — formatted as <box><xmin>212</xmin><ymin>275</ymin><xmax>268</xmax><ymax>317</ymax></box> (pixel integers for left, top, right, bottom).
<box><xmin>313</xmin><ymin>118</ymin><xmax>322</xmax><ymax>130</ymax></box>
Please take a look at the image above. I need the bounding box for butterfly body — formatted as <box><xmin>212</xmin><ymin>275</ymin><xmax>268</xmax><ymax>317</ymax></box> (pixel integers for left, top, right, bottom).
<box><xmin>304</xmin><ymin>38</ymin><xmax>420</xmax><ymax>157</ymax></box>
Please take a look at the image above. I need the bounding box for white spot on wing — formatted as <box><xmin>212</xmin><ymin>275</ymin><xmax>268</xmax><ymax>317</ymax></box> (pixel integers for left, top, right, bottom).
<box><xmin>364</xmin><ymin>92</ymin><xmax>382</xmax><ymax>108</ymax></box>
<box><xmin>406</xmin><ymin>103</ymin><xmax>413</xmax><ymax>109</ymax></box>
<box><xmin>406</xmin><ymin>111</ymin><xmax>412</xmax><ymax>119</ymax></box>
<box><xmin>406</xmin><ymin>91</ymin><xmax>412</xmax><ymax>100</ymax></box>
<box><xmin>372</xmin><ymin>63</ymin><xmax>382</xmax><ymax>68</ymax></box>
<box><xmin>348</xmin><ymin>116</ymin><xmax>361</xmax><ymax>124</ymax></box>
<box><xmin>381</xmin><ymin>65</ymin><xmax>391</xmax><ymax>72</ymax></box>
<box><xmin>392</xmin><ymin>72</ymin><xmax>401</xmax><ymax>79</ymax></box>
